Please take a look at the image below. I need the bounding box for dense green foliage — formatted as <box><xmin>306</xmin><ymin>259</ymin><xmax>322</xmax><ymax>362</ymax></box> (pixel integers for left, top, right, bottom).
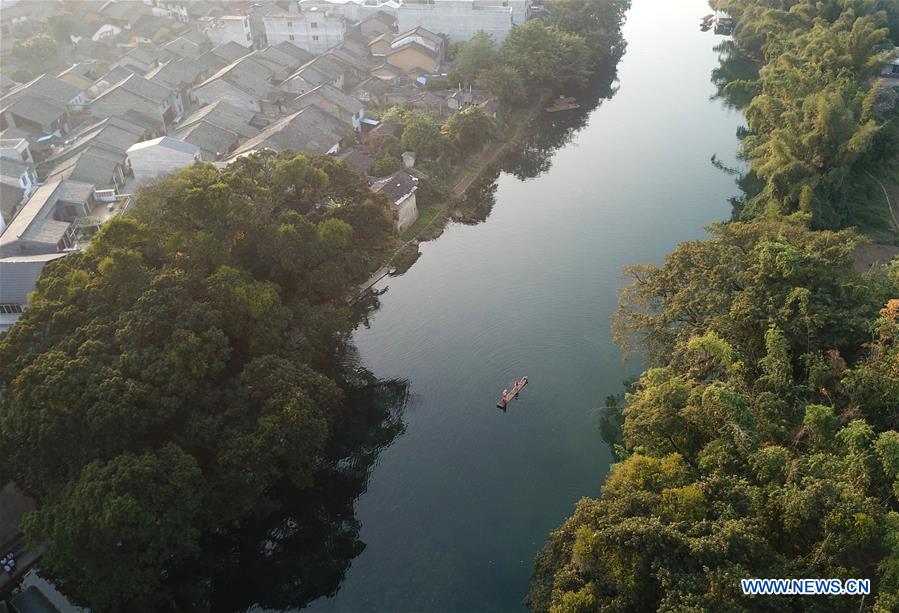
<box><xmin>529</xmin><ymin>219</ymin><xmax>899</xmax><ymax>612</ymax></box>
<box><xmin>12</xmin><ymin>33</ymin><xmax>57</xmax><ymax>68</ymax></box>
<box><xmin>720</xmin><ymin>0</ymin><xmax>899</xmax><ymax>226</ymax></box>
<box><xmin>0</xmin><ymin>153</ymin><xmax>394</xmax><ymax>611</ymax></box>
<box><xmin>447</xmin><ymin>2</ymin><xmax>630</xmax><ymax>104</ymax></box>
<box><xmin>529</xmin><ymin>3</ymin><xmax>899</xmax><ymax>610</ymax></box>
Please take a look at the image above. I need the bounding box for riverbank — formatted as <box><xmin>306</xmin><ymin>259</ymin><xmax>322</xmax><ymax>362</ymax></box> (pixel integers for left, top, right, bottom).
<box><xmin>359</xmin><ymin>93</ymin><xmax>553</xmax><ymax>288</ymax></box>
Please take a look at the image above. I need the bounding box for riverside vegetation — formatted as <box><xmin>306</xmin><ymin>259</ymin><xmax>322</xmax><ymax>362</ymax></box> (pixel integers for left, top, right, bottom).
<box><xmin>0</xmin><ymin>3</ymin><xmax>633</xmax><ymax>611</ymax></box>
<box><xmin>0</xmin><ymin>153</ymin><xmax>405</xmax><ymax>611</ymax></box>
<box><xmin>528</xmin><ymin>1</ymin><xmax>899</xmax><ymax>611</ymax></box>
<box><xmin>369</xmin><ymin>0</ymin><xmax>631</xmax><ymax>238</ymax></box>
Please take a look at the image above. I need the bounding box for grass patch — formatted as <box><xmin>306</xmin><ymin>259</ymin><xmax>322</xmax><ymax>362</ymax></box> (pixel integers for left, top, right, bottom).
<box><xmin>401</xmin><ymin>201</ymin><xmax>448</xmax><ymax>241</ymax></box>
<box><xmin>845</xmin><ymin>172</ymin><xmax>898</xmax><ymax>245</ymax></box>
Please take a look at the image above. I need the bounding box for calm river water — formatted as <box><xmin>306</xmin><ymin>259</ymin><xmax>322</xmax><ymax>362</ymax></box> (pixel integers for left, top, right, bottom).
<box><xmin>310</xmin><ymin>0</ymin><xmax>745</xmax><ymax>610</ymax></box>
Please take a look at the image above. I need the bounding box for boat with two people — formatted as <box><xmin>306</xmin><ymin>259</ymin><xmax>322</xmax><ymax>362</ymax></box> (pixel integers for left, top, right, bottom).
<box><xmin>544</xmin><ymin>96</ymin><xmax>580</xmax><ymax>113</ymax></box>
<box><xmin>497</xmin><ymin>376</ymin><xmax>528</xmax><ymax>410</ymax></box>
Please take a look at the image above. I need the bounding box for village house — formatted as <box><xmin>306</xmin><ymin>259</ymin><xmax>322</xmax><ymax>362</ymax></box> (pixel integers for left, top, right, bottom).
<box><xmin>57</xmin><ymin>63</ymin><xmax>103</xmax><ymax>92</ymax></box>
<box><xmin>6</xmin><ymin>75</ymin><xmax>88</xmax><ymax>111</ymax></box>
<box><xmin>396</xmin><ymin>0</ymin><xmax>530</xmax><ymax>43</ymax></box>
<box><xmin>209</xmin><ymin>40</ymin><xmax>253</xmax><ymax>63</ymax></box>
<box><xmin>883</xmin><ymin>49</ymin><xmax>899</xmax><ymax>78</ymax></box>
<box><xmin>200</xmin><ymin>15</ymin><xmax>254</xmax><ymax>48</ymax></box>
<box><xmin>0</xmin><ymin>157</ymin><xmax>39</xmax><ymax>226</ymax></box>
<box><xmin>146</xmin><ymin>57</ymin><xmax>211</xmax><ymax>107</ymax></box>
<box><xmin>281</xmin><ymin>55</ymin><xmax>346</xmax><ymax>94</ymax></box>
<box><xmin>90</xmin><ymin>74</ymin><xmax>184</xmax><ymax>128</ymax></box>
<box><xmin>127</xmin><ymin>13</ymin><xmax>185</xmax><ymax>45</ymax></box>
<box><xmin>368</xmin><ymin>33</ymin><xmax>393</xmax><ymax>57</ymax></box>
<box><xmin>371</xmin><ymin>169</ymin><xmax>418</xmax><ymax>232</ymax></box>
<box><xmin>384</xmin><ymin>27</ymin><xmax>445</xmax><ymax>75</ymax></box>
<box><xmin>38</xmin><ymin>116</ymin><xmax>149</xmax><ymax>193</ymax></box>
<box><xmin>174</xmin><ymin>100</ymin><xmax>259</xmax><ymax>160</ymax></box>
<box><xmin>294</xmin><ymin>83</ymin><xmax>364</xmax><ymax>130</ymax></box>
<box><xmin>262</xmin><ymin>6</ymin><xmax>346</xmax><ymax>54</ymax></box>
<box><xmin>352</xmin><ymin>76</ymin><xmax>392</xmax><ymax>105</ymax></box>
<box><xmin>325</xmin><ymin>41</ymin><xmax>378</xmax><ymax>87</ymax></box>
<box><xmin>271</xmin><ymin>40</ymin><xmax>316</xmax><ymax>65</ymax></box>
<box><xmin>126</xmin><ymin>136</ymin><xmax>200</xmax><ymax>183</ymax></box>
<box><xmin>0</xmin><ymin>96</ymin><xmax>70</xmax><ymax>140</ymax></box>
<box><xmin>226</xmin><ymin>105</ymin><xmax>346</xmax><ymax>160</ymax></box>
<box><xmin>336</xmin><ymin>148</ymin><xmax>374</xmax><ymax>178</ymax></box>
<box><xmin>193</xmin><ymin>55</ymin><xmax>284</xmax><ymax>113</ymax></box>
<box><xmin>163</xmin><ymin>36</ymin><xmax>208</xmax><ymax>59</ymax></box>
<box><xmin>370</xmin><ymin>61</ymin><xmax>404</xmax><ymax>83</ymax></box>
<box><xmin>148</xmin><ymin>0</ymin><xmax>221</xmax><ymax>23</ymax></box>
<box><xmin>110</xmin><ymin>45</ymin><xmax>175</xmax><ymax>74</ymax></box>
<box><xmin>0</xmin><ymin>253</ymin><xmax>68</xmax><ymax>333</ymax></box>
<box><xmin>298</xmin><ymin>0</ymin><xmax>400</xmax><ymax>23</ymax></box>
<box><xmin>0</xmin><ymin>179</ymin><xmax>96</xmax><ymax>257</ymax></box>
<box><xmin>246</xmin><ymin>46</ymin><xmax>307</xmax><ymax>81</ymax></box>
<box><xmin>0</xmin><ymin>138</ymin><xmax>33</xmax><ymax>165</ymax></box>
<box><xmin>360</xmin><ymin>10</ymin><xmax>397</xmax><ymax>39</ymax></box>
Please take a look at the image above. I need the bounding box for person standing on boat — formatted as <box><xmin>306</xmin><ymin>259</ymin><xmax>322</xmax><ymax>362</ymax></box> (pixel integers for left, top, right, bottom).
<box><xmin>502</xmin><ymin>389</ymin><xmax>508</xmax><ymax>402</ymax></box>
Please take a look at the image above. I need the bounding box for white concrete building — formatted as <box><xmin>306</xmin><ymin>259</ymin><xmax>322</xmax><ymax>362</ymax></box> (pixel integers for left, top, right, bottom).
<box><xmin>201</xmin><ymin>15</ymin><xmax>254</xmax><ymax>48</ymax></box>
<box><xmin>298</xmin><ymin>0</ymin><xmax>400</xmax><ymax>22</ymax></box>
<box><xmin>396</xmin><ymin>0</ymin><xmax>530</xmax><ymax>43</ymax></box>
<box><xmin>263</xmin><ymin>7</ymin><xmax>346</xmax><ymax>54</ymax></box>
<box><xmin>126</xmin><ymin>136</ymin><xmax>200</xmax><ymax>184</ymax></box>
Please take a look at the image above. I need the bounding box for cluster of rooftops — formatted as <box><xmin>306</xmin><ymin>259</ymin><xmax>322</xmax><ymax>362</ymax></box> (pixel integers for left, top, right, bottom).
<box><xmin>0</xmin><ymin>0</ymin><xmax>512</xmax><ymax>336</ymax></box>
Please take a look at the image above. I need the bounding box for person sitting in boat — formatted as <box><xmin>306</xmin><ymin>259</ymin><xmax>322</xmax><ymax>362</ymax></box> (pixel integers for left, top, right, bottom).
<box><xmin>502</xmin><ymin>389</ymin><xmax>508</xmax><ymax>402</ymax></box>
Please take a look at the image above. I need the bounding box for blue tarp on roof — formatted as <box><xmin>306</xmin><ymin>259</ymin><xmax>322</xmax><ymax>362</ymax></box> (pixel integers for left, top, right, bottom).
<box><xmin>360</xmin><ymin>117</ymin><xmax>380</xmax><ymax>126</ymax></box>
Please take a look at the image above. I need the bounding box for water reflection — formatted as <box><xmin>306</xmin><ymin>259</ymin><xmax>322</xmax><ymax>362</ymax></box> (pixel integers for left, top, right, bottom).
<box><xmin>710</xmin><ymin>39</ymin><xmax>758</xmax><ymax>110</ymax></box>
<box><xmin>457</xmin><ymin>66</ymin><xmax>623</xmax><ymax>225</ymax></box>
<box><xmin>708</xmin><ymin>37</ymin><xmax>762</xmax><ymax>219</ymax></box>
<box><xmin>201</xmin><ymin>375</ymin><xmax>408</xmax><ymax>612</ymax></box>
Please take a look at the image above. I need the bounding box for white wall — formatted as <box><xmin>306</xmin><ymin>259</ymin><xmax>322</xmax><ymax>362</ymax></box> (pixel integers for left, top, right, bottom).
<box><xmin>127</xmin><ymin>144</ymin><xmax>198</xmax><ymax>183</ymax></box>
<box><xmin>205</xmin><ymin>16</ymin><xmax>253</xmax><ymax>48</ymax></box>
<box><xmin>396</xmin><ymin>1</ymin><xmax>513</xmax><ymax>43</ymax></box>
<box><xmin>395</xmin><ymin>191</ymin><xmax>418</xmax><ymax>232</ymax></box>
<box><xmin>263</xmin><ymin>12</ymin><xmax>345</xmax><ymax>54</ymax></box>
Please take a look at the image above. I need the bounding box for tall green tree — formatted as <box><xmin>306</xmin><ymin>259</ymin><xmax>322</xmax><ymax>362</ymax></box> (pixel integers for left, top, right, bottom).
<box><xmin>449</xmin><ymin>32</ymin><xmax>499</xmax><ymax>86</ymax></box>
<box><xmin>0</xmin><ymin>153</ymin><xmax>394</xmax><ymax>611</ymax></box>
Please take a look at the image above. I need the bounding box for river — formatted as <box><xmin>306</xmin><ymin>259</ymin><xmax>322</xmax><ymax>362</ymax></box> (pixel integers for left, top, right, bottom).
<box><xmin>309</xmin><ymin>0</ymin><xmax>745</xmax><ymax>610</ymax></box>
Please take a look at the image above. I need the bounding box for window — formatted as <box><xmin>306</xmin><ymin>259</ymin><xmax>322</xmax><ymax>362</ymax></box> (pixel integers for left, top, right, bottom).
<box><xmin>311</xmin><ymin>22</ymin><xmax>318</xmax><ymax>28</ymax></box>
<box><xmin>312</xmin><ymin>35</ymin><xmax>319</xmax><ymax>41</ymax></box>
<box><xmin>287</xmin><ymin>21</ymin><xmax>293</xmax><ymax>27</ymax></box>
<box><xmin>289</xmin><ymin>34</ymin><xmax>295</xmax><ymax>40</ymax></box>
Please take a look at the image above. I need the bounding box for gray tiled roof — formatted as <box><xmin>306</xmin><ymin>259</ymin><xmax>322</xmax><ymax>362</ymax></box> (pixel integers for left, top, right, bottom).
<box><xmin>0</xmin><ymin>179</ymin><xmax>90</xmax><ymax>250</ymax></box>
<box><xmin>371</xmin><ymin>170</ymin><xmax>417</xmax><ymax>205</ymax></box>
<box><xmin>177</xmin><ymin>100</ymin><xmax>258</xmax><ymax>139</ymax></box>
<box><xmin>2</xmin><ymin>74</ymin><xmax>82</xmax><ymax>106</ymax></box>
<box><xmin>0</xmin><ymin>253</ymin><xmax>68</xmax><ymax>305</ymax></box>
<box><xmin>227</xmin><ymin>106</ymin><xmax>344</xmax><ymax>158</ymax></box>
<box><xmin>210</xmin><ymin>41</ymin><xmax>252</xmax><ymax>63</ymax></box>
<box><xmin>295</xmin><ymin>83</ymin><xmax>363</xmax><ymax>117</ymax></box>
<box><xmin>128</xmin><ymin>136</ymin><xmax>199</xmax><ymax>155</ymax></box>
<box><xmin>0</xmin><ymin>95</ymin><xmax>66</xmax><ymax>127</ymax></box>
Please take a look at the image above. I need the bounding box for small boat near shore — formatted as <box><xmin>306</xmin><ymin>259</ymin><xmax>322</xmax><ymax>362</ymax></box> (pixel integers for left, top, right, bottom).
<box><xmin>545</xmin><ymin>96</ymin><xmax>580</xmax><ymax>113</ymax></box>
<box><xmin>497</xmin><ymin>376</ymin><xmax>528</xmax><ymax>409</ymax></box>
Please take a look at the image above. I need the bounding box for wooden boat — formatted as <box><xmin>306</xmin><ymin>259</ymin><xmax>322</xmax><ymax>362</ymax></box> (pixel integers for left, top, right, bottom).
<box><xmin>497</xmin><ymin>376</ymin><xmax>528</xmax><ymax>409</ymax></box>
<box><xmin>545</xmin><ymin>97</ymin><xmax>580</xmax><ymax>113</ymax></box>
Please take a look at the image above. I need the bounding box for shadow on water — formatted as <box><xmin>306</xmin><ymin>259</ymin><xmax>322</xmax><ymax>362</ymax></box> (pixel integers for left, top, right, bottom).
<box><xmin>457</xmin><ymin>65</ymin><xmax>622</xmax><ymax>225</ymax></box>
<box><xmin>197</xmin><ymin>367</ymin><xmax>408</xmax><ymax>612</ymax></box>
<box><xmin>708</xmin><ymin>37</ymin><xmax>764</xmax><ymax>219</ymax></box>
<box><xmin>203</xmin><ymin>53</ymin><xmax>627</xmax><ymax>613</ymax></box>
<box><xmin>710</xmin><ymin>39</ymin><xmax>759</xmax><ymax>110</ymax></box>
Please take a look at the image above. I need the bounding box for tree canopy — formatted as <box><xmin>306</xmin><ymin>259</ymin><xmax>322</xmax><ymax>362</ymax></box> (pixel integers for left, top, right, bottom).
<box><xmin>529</xmin><ymin>220</ymin><xmax>899</xmax><ymax>611</ymax></box>
<box><xmin>719</xmin><ymin>0</ymin><xmax>899</xmax><ymax>226</ymax></box>
<box><xmin>0</xmin><ymin>153</ymin><xmax>395</xmax><ymax>611</ymax></box>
